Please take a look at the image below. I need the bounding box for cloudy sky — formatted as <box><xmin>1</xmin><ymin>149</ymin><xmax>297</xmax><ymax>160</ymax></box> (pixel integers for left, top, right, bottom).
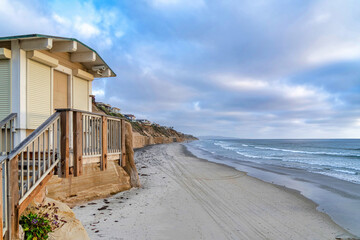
<box><xmin>1</xmin><ymin>0</ymin><xmax>360</xmax><ymax>138</ymax></box>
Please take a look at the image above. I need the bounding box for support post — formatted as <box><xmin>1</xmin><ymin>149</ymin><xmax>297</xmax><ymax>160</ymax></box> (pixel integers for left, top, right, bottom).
<box><xmin>101</xmin><ymin>116</ymin><xmax>108</xmax><ymax>170</ymax></box>
<box><xmin>9</xmin><ymin>156</ymin><xmax>19</xmax><ymax>240</ymax></box>
<box><xmin>121</xmin><ymin>119</ymin><xmax>126</xmax><ymax>167</ymax></box>
<box><xmin>60</xmin><ymin>111</ymin><xmax>70</xmax><ymax>178</ymax></box>
<box><xmin>0</xmin><ymin>165</ymin><xmax>3</xmax><ymax>240</ymax></box>
<box><xmin>73</xmin><ymin>111</ymin><xmax>83</xmax><ymax>176</ymax></box>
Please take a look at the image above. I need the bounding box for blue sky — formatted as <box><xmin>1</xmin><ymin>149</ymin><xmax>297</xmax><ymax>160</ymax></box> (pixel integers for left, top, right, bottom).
<box><xmin>1</xmin><ymin>0</ymin><xmax>360</xmax><ymax>138</ymax></box>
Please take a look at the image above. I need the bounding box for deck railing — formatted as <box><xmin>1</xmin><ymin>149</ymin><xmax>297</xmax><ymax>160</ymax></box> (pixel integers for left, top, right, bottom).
<box><xmin>82</xmin><ymin>113</ymin><xmax>102</xmax><ymax>157</ymax></box>
<box><xmin>57</xmin><ymin>109</ymin><xmax>125</xmax><ymax>174</ymax></box>
<box><xmin>107</xmin><ymin>118</ymin><xmax>122</xmax><ymax>154</ymax></box>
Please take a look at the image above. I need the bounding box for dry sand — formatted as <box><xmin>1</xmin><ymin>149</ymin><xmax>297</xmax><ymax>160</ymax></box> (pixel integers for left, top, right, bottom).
<box><xmin>74</xmin><ymin>143</ymin><xmax>353</xmax><ymax>240</ymax></box>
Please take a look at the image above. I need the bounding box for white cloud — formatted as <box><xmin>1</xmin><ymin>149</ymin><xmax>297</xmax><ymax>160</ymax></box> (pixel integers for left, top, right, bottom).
<box><xmin>74</xmin><ymin>18</ymin><xmax>100</xmax><ymax>39</ymax></box>
<box><xmin>193</xmin><ymin>101</ymin><xmax>201</xmax><ymax>111</ymax></box>
<box><xmin>310</xmin><ymin>13</ymin><xmax>331</xmax><ymax>24</ymax></box>
<box><xmin>0</xmin><ymin>0</ymin><xmax>53</xmax><ymax>34</ymax></box>
<box><xmin>306</xmin><ymin>41</ymin><xmax>360</xmax><ymax>65</ymax></box>
<box><xmin>92</xmin><ymin>89</ymin><xmax>105</xmax><ymax>97</ymax></box>
<box><xmin>215</xmin><ymin>75</ymin><xmax>268</xmax><ymax>90</ymax></box>
<box><xmin>149</xmin><ymin>0</ymin><xmax>205</xmax><ymax>9</ymax></box>
<box><xmin>213</xmin><ymin>74</ymin><xmax>332</xmax><ymax>112</ymax></box>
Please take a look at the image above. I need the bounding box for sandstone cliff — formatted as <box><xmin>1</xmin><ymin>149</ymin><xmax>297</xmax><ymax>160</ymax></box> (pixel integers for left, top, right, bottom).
<box><xmin>93</xmin><ymin>102</ymin><xmax>197</xmax><ymax>149</ymax></box>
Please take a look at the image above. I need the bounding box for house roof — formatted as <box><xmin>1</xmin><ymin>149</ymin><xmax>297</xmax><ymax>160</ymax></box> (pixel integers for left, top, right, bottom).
<box><xmin>0</xmin><ymin>34</ymin><xmax>116</xmax><ymax>78</ymax></box>
<box><xmin>124</xmin><ymin>114</ymin><xmax>135</xmax><ymax>117</ymax></box>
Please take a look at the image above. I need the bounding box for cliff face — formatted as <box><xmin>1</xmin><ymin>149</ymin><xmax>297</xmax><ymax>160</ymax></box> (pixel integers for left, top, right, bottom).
<box><xmin>130</xmin><ymin>122</ymin><xmax>197</xmax><ymax>148</ymax></box>
<box><xmin>93</xmin><ymin>102</ymin><xmax>197</xmax><ymax>149</ymax></box>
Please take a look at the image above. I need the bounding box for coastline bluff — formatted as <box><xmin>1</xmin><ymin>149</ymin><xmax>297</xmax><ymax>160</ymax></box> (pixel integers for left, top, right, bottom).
<box><xmin>93</xmin><ymin>101</ymin><xmax>197</xmax><ymax>149</ymax></box>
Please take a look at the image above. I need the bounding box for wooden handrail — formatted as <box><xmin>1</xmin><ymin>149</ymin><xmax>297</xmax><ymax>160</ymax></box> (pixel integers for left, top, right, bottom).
<box><xmin>55</xmin><ymin>108</ymin><xmax>126</xmax><ymax>120</ymax></box>
<box><xmin>8</xmin><ymin>112</ymin><xmax>61</xmax><ymax>160</ymax></box>
<box><xmin>0</xmin><ymin>113</ymin><xmax>17</xmax><ymax>129</ymax></box>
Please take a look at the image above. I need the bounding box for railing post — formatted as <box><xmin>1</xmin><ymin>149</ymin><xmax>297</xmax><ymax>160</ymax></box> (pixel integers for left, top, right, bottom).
<box><xmin>60</xmin><ymin>111</ymin><xmax>70</xmax><ymax>178</ymax></box>
<box><xmin>101</xmin><ymin>116</ymin><xmax>108</xmax><ymax>170</ymax></box>
<box><xmin>121</xmin><ymin>119</ymin><xmax>126</xmax><ymax>167</ymax></box>
<box><xmin>73</xmin><ymin>111</ymin><xmax>83</xmax><ymax>177</ymax></box>
<box><xmin>9</xmin><ymin>156</ymin><xmax>19</xmax><ymax>240</ymax></box>
<box><xmin>0</xmin><ymin>164</ymin><xmax>3</xmax><ymax>240</ymax></box>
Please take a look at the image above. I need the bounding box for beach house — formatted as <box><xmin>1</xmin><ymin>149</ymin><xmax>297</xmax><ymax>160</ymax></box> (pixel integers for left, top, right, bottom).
<box><xmin>137</xmin><ymin>119</ymin><xmax>151</xmax><ymax>125</ymax></box>
<box><xmin>111</xmin><ymin>107</ymin><xmax>121</xmax><ymax>114</ymax></box>
<box><xmin>124</xmin><ymin>114</ymin><xmax>136</xmax><ymax>122</ymax></box>
<box><xmin>0</xmin><ymin>34</ymin><xmax>115</xmax><ymax>144</ymax></box>
<box><xmin>0</xmin><ymin>34</ymin><xmax>129</xmax><ymax>239</ymax></box>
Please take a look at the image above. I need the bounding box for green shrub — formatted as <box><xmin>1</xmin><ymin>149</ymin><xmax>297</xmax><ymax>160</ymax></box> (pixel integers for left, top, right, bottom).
<box><xmin>21</xmin><ymin>202</ymin><xmax>67</xmax><ymax>240</ymax></box>
<box><xmin>20</xmin><ymin>212</ymin><xmax>52</xmax><ymax>240</ymax></box>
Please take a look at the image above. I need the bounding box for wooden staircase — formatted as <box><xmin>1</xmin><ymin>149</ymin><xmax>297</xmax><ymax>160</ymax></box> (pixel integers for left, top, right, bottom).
<box><xmin>0</xmin><ymin>112</ymin><xmax>61</xmax><ymax>239</ymax></box>
<box><xmin>0</xmin><ymin>109</ymin><xmax>125</xmax><ymax>239</ymax></box>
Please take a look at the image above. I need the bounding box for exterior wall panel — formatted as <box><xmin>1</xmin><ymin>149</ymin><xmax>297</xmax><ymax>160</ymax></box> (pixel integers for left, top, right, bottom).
<box><xmin>0</xmin><ymin>59</ymin><xmax>11</xmax><ymax>120</ymax></box>
<box><xmin>27</xmin><ymin>60</ymin><xmax>51</xmax><ymax>129</ymax></box>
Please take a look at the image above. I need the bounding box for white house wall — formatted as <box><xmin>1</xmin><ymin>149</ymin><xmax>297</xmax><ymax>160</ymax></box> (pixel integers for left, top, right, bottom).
<box><xmin>11</xmin><ymin>40</ymin><xmax>27</xmax><ymax>144</ymax></box>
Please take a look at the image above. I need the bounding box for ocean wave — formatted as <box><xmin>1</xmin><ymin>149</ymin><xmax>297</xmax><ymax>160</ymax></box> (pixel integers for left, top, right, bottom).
<box><xmin>332</xmin><ymin>168</ymin><xmax>359</xmax><ymax>175</ymax></box>
<box><xmin>311</xmin><ymin>171</ymin><xmax>360</xmax><ymax>184</ymax></box>
<box><xmin>235</xmin><ymin>151</ymin><xmax>281</xmax><ymax>160</ymax></box>
<box><xmin>253</xmin><ymin>146</ymin><xmax>360</xmax><ymax>158</ymax></box>
<box><xmin>213</xmin><ymin>142</ymin><xmax>238</xmax><ymax>151</ymax></box>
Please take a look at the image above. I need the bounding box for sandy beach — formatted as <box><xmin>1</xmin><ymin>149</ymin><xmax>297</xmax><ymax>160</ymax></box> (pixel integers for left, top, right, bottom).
<box><xmin>74</xmin><ymin>143</ymin><xmax>353</xmax><ymax>240</ymax></box>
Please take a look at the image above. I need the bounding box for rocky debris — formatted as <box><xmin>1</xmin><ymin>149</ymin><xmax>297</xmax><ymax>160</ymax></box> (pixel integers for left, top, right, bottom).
<box><xmin>43</xmin><ymin>198</ymin><xmax>90</xmax><ymax>240</ymax></box>
<box><xmin>97</xmin><ymin>206</ymin><xmax>109</xmax><ymax>211</ymax></box>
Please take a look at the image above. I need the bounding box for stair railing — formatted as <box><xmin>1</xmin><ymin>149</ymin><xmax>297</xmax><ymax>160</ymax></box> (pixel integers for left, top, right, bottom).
<box><xmin>0</xmin><ymin>113</ymin><xmax>16</xmax><ymax>238</ymax></box>
<box><xmin>8</xmin><ymin>112</ymin><xmax>61</xmax><ymax>203</ymax></box>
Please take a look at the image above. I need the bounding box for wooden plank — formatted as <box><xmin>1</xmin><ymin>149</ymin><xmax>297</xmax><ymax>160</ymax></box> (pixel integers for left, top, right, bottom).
<box><xmin>82</xmin><ymin>156</ymin><xmax>101</xmax><ymax>164</ymax></box>
<box><xmin>107</xmin><ymin>154</ymin><xmax>121</xmax><ymax>161</ymax></box>
<box><xmin>121</xmin><ymin>120</ymin><xmax>126</xmax><ymax>167</ymax></box>
<box><xmin>0</xmin><ymin>165</ymin><xmax>3</xmax><ymax>240</ymax></box>
<box><xmin>60</xmin><ymin>111</ymin><xmax>70</xmax><ymax>177</ymax></box>
<box><xmin>9</xmin><ymin>155</ymin><xmax>19</xmax><ymax>240</ymax></box>
<box><xmin>101</xmin><ymin>116</ymin><xmax>108</xmax><ymax>170</ymax></box>
<box><xmin>50</xmin><ymin>41</ymin><xmax>77</xmax><ymax>53</ymax></box>
<box><xmin>73</xmin><ymin>111</ymin><xmax>83</xmax><ymax>176</ymax></box>
<box><xmin>39</xmin><ymin>51</ymin><xmax>86</xmax><ymax>71</ymax></box>
<box><xmin>70</xmin><ymin>52</ymin><xmax>96</xmax><ymax>63</ymax></box>
<box><xmin>20</xmin><ymin>38</ymin><xmax>53</xmax><ymax>51</ymax></box>
<box><xmin>18</xmin><ymin>172</ymin><xmax>53</xmax><ymax>215</ymax></box>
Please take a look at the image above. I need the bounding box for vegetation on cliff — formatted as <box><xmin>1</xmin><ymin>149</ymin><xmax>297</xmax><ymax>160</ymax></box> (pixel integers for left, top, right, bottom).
<box><xmin>93</xmin><ymin>102</ymin><xmax>197</xmax><ymax>141</ymax></box>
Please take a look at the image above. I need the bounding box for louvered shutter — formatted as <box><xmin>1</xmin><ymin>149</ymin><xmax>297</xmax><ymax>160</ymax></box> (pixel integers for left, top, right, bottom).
<box><xmin>73</xmin><ymin>76</ymin><xmax>89</xmax><ymax>111</ymax></box>
<box><xmin>27</xmin><ymin>60</ymin><xmax>51</xmax><ymax>129</ymax></box>
<box><xmin>0</xmin><ymin>60</ymin><xmax>11</xmax><ymax>120</ymax></box>
<box><xmin>53</xmin><ymin>70</ymin><xmax>68</xmax><ymax>110</ymax></box>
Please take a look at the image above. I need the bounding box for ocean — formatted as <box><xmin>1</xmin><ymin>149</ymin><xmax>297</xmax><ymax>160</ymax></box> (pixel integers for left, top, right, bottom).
<box><xmin>185</xmin><ymin>138</ymin><xmax>360</xmax><ymax>236</ymax></box>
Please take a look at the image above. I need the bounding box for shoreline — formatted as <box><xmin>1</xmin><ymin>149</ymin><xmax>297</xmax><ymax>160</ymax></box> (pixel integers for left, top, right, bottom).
<box><xmin>73</xmin><ymin>143</ymin><xmax>354</xmax><ymax>239</ymax></box>
<box><xmin>184</xmin><ymin>141</ymin><xmax>360</xmax><ymax>236</ymax></box>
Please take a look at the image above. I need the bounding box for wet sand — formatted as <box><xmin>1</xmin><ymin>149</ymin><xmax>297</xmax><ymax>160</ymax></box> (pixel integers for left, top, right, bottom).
<box><xmin>73</xmin><ymin>143</ymin><xmax>353</xmax><ymax>239</ymax></box>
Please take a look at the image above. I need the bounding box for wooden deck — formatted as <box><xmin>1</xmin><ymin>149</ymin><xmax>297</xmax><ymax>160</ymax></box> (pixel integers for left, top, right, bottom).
<box><xmin>0</xmin><ymin>109</ymin><xmax>127</xmax><ymax>239</ymax></box>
